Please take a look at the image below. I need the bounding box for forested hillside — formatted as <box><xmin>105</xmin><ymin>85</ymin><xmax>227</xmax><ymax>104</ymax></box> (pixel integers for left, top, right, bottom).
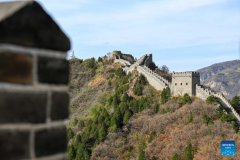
<box><xmin>67</xmin><ymin>55</ymin><xmax>240</xmax><ymax>160</ymax></box>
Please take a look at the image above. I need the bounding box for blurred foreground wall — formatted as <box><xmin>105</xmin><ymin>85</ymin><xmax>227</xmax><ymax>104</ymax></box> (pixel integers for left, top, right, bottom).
<box><xmin>0</xmin><ymin>1</ymin><xmax>70</xmax><ymax>160</ymax></box>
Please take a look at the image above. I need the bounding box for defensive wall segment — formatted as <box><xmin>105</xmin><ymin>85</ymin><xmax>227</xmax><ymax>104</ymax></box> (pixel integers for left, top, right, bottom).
<box><xmin>113</xmin><ymin>51</ymin><xmax>240</xmax><ymax>123</ymax></box>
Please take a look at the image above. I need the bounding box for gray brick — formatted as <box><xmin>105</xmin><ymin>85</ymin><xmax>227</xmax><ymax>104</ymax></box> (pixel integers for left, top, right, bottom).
<box><xmin>35</xmin><ymin>127</ymin><xmax>67</xmax><ymax>157</ymax></box>
<box><xmin>0</xmin><ymin>92</ymin><xmax>47</xmax><ymax>123</ymax></box>
<box><xmin>0</xmin><ymin>53</ymin><xmax>33</xmax><ymax>84</ymax></box>
<box><xmin>0</xmin><ymin>130</ymin><xmax>30</xmax><ymax>160</ymax></box>
<box><xmin>38</xmin><ymin>56</ymin><xmax>69</xmax><ymax>84</ymax></box>
<box><xmin>51</xmin><ymin>92</ymin><xmax>69</xmax><ymax>120</ymax></box>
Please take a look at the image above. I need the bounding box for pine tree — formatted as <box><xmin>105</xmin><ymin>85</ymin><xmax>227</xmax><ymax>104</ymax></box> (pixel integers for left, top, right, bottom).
<box><xmin>123</xmin><ymin>110</ymin><xmax>132</xmax><ymax>124</ymax></box>
<box><xmin>148</xmin><ymin>131</ymin><xmax>156</xmax><ymax>143</ymax></box>
<box><xmin>122</xmin><ymin>93</ymin><xmax>129</xmax><ymax>102</ymax></box>
<box><xmin>68</xmin><ymin>145</ymin><xmax>76</xmax><ymax>160</ymax></box>
<box><xmin>231</xmin><ymin>96</ymin><xmax>240</xmax><ymax>112</ymax></box>
<box><xmin>75</xmin><ymin>143</ymin><xmax>90</xmax><ymax>160</ymax></box>
<box><xmin>112</xmin><ymin>107</ymin><xmax>123</xmax><ymax>127</ymax></box>
<box><xmin>98</xmin><ymin>122</ymin><xmax>107</xmax><ymax>141</ymax></box>
<box><xmin>172</xmin><ymin>153</ymin><xmax>178</xmax><ymax>160</ymax></box>
<box><xmin>183</xmin><ymin>142</ymin><xmax>193</xmax><ymax>160</ymax></box>
<box><xmin>98</xmin><ymin>57</ymin><xmax>103</xmax><ymax>62</ymax></box>
<box><xmin>78</xmin><ymin>120</ymin><xmax>85</xmax><ymax>130</ymax></box>
<box><xmin>67</xmin><ymin>128</ymin><xmax>74</xmax><ymax>141</ymax></box>
<box><xmin>153</xmin><ymin>102</ymin><xmax>159</xmax><ymax>114</ymax></box>
<box><xmin>182</xmin><ymin>93</ymin><xmax>192</xmax><ymax>106</ymax></box>
<box><xmin>161</xmin><ymin>87</ymin><xmax>171</xmax><ymax>104</ymax></box>
<box><xmin>74</xmin><ymin>134</ymin><xmax>81</xmax><ymax>149</ymax></box>
<box><xmin>151</xmin><ymin>156</ymin><xmax>156</xmax><ymax>160</ymax></box>
<box><xmin>188</xmin><ymin>111</ymin><xmax>193</xmax><ymax>123</ymax></box>
<box><xmin>139</xmin><ymin>151</ymin><xmax>146</xmax><ymax>160</ymax></box>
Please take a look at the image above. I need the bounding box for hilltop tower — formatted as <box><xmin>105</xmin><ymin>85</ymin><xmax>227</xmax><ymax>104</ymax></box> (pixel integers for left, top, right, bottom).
<box><xmin>171</xmin><ymin>72</ymin><xmax>200</xmax><ymax>96</ymax></box>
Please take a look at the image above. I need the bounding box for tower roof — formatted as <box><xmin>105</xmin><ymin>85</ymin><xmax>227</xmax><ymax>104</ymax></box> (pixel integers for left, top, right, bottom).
<box><xmin>0</xmin><ymin>1</ymin><xmax>70</xmax><ymax>51</ymax></box>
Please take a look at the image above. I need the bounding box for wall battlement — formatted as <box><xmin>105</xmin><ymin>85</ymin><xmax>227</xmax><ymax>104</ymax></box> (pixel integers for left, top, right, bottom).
<box><xmin>172</xmin><ymin>71</ymin><xmax>200</xmax><ymax>77</ymax></box>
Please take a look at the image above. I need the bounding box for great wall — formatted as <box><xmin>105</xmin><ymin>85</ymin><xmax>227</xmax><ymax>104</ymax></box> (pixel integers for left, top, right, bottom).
<box><xmin>112</xmin><ymin>51</ymin><xmax>240</xmax><ymax>123</ymax></box>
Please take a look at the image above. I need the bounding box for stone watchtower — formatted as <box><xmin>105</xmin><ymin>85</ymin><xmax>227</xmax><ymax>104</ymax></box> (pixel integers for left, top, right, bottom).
<box><xmin>171</xmin><ymin>72</ymin><xmax>200</xmax><ymax>96</ymax></box>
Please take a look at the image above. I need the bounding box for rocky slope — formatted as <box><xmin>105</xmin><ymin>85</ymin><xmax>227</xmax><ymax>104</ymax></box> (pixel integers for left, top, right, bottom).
<box><xmin>197</xmin><ymin>60</ymin><xmax>240</xmax><ymax>99</ymax></box>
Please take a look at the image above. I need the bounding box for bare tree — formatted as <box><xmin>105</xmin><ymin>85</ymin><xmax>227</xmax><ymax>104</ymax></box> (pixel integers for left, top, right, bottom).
<box><xmin>106</xmin><ymin>52</ymin><xmax>112</xmax><ymax>57</ymax></box>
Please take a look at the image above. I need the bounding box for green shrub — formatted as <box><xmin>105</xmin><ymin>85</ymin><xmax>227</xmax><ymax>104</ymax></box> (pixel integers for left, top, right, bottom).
<box><xmin>151</xmin><ymin>156</ymin><xmax>156</xmax><ymax>160</ymax></box>
<box><xmin>172</xmin><ymin>153</ymin><xmax>178</xmax><ymax>160</ymax></box>
<box><xmin>81</xmin><ymin>131</ymin><xmax>90</xmax><ymax>143</ymax></box>
<box><xmin>108</xmin><ymin>80</ymin><xmax>112</xmax><ymax>86</ymax></box>
<box><xmin>98</xmin><ymin>92</ymin><xmax>110</xmax><ymax>106</ymax></box>
<box><xmin>75</xmin><ymin>143</ymin><xmax>90</xmax><ymax>160</ymax></box>
<box><xmin>153</xmin><ymin>102</ymin><xmax>159</xmax><ymax>114</ymax></box>
<box><xmin>115</xmin><ymin>68</ymin><xmax>125</xmax><ymax>77</ymax></box>
<box><xmin>159</xmin><ymin>129</ymin><xmax>165</xmax><ymax>134</ymax></box>
<box><xmin>160</xmin><ymin>108</ymin><xmax>165</xmax><ymax>114</ymax></box>
<box><xmin>182</xmin><ymin>93</ymin><xmax>192</xmax><ymax>106</ymax></box>
<box><xmin>161</xmin><ymin>87</ymin><xmax>171</xmax><ymax>104</ymax></box>
<box><xmin>139</xmin><ymin>150</ymin><xmax>146</xmax><ymax>160</ymax></box>
<box><xmin>188</xmin><ymin>111</ymin><xmax>193</xmax><ymax>123</ymax></box>
<box><xmin>138</xmin><ymin>136</ymin><xmax>147</xmax><ymax>152</ymax></box>
<box><xmin>67</xmin><ymin>128</ymin><xmax>74</xmax><ymax>141</ymax></box>
<box><xmin>139</xmin><ymin>97</ymin><xmax>150</xmax><ymax>112</ymax></box>
<box><xmin>98</xmin><ymin>122</ymin><xmax>108</xmax><ymax>142</ymax></box>
<box><xmin>123</xmin><ymin>110</ymin><xmax>132</xmax><ymax>124</ymax></box>
<box><xmin>231</xmin><ymin>96</ymin><xmax>240</xmax><ymax>113</ymax></box>
<box><xmin>216</xmin><ymin>106</ymin><xmax>224</xmax><ymax>119</ymax></box>
<box><xmin>202</xmin><ymin>115</ymin><xmax>213</xmax><ymax>126</ymax></box>
<box><xmin>83</xmin><ymin>57</ymin><xmax>96</xmax><ymax>69</ymax></box>
<box><xmin>183</xmin><ymin>142</ymin><xmax>193</xmax><ymax>160</ymax></box>
<box><xmin>139</xmin><ymin>74</ymin><xmax>147</xmax><ymax>85</ymax></box>
<box><xmin>148</xmin><ymin>131</ymin><xmax>156</xmax><ymax>143</ymax></box>
<box><xmin>206</xmin><ymin>95</ymin><xmax>220</xmax><ymax>104</ymax></box>
<box><xmin>111</xmin><ymin>108</ymin><xmax>123</xmax><ymax>128</ymax></box>
<box><xmin>72</xmin><ymin>117</ymin><xmax>78</xmax><ymax>126</ymax></box>
<box><xmin>78</xmin><ymin>120</ymin><xmax>85</xmax><ymax>130</ymax></box>
<box><xmin>220</xmin><ymin>113</ymin><xmax>236</xmax><ymax>122</ymax></box>
<box><xmin>134</xmin><ymin>84</ymin><xmax>142</xmax><ymax>96</ymax></box>
<box><xmin>122</xmin><ymin>93</ymin><xmax>129</xmax><ymax>102</ymax></box>
<box><xmin>74</xmin><ymin>134</ymin><xmax>81</xmax><ymax>149</ymax></box>
<box><xmin>98</xmin><ymin>57</ymin><xmax>103</xmax><ymax>62</ymax></box>
<box><xmin>109</xmin><ymin>125</ymin><xmax>117</xmax><ymax>132</ymax></box>
<box><xmin>68</xmin><ymin>145</ymin><xmax>76</xmax><ymax>160</ymax></box>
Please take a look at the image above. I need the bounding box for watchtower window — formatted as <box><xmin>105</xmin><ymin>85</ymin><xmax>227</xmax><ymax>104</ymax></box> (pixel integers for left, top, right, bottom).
<box><xmin>180</xmin><ymin>83</ymin><xmax>182</xmax><ymax>85</ymax></box>
<box><xmin>186</xmin><ymin>83</ymin><xmax>188</xmax><ymax>85</ymax></box>
<box><xmin>175</xmin><ymin>83</ymin><xmax>177</xmax><ymax>86</ymax></box>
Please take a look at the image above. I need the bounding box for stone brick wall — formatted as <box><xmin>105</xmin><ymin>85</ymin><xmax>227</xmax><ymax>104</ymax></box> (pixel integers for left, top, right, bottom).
<box><xmin>137</xmin><ymin>65</ymin><xmax>170</xmax><ymax>90</ymax></box>
<box><xmin>121</xmin><ymin>54</ymin><xmax>148</xmax><ymax>74</ymax></box>
<box><xmin>196</xmin><ymin>84</ymin><xmax>240</xmax><ymax>122</ymax></box>
<box><xmin>0</xmin><ymin>1</ymin><xmax>70</xmax><ymax>160</ymax></box>
<box><xmin>143</xmin><ymin>54</ymin><xmax>152</xmax><ymax>67</ymax></box>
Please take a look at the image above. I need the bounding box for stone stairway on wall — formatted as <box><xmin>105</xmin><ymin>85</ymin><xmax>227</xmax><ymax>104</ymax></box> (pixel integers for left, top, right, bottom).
<box><xmin>137</xmin><ymin>65</ymin><xmax>170</xmax><ymax>90</ymax></box>
<box><xmin>122</xmin><ymin>54</ymin><xmax>148</xmax><ymax>74</ymax></box>
<box><xmin>196</xmin><ymin>84</ymin><xmax>240</xmax><ymax>123</ymax></box>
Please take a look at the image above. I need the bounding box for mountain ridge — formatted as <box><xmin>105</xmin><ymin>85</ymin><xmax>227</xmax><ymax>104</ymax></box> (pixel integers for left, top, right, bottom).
<box><xmin>197</xmin><ymin>59</ymin><xmax>240</xmax><ymax>99</ymax></box>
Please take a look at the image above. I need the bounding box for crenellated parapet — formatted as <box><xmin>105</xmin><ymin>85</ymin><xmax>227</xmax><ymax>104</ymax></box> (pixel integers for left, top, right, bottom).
<box><xmin>172</xmin><ymin>71</ymin><xmax>200</xmax><ymax>78</ymax></box>
<box><xmin>137</xmin><ymin>66</ymin><xmax>170</xmax><ymax>90</ymax></box>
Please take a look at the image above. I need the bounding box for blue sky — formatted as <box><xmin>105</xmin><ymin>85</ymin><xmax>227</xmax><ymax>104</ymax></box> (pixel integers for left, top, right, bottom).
<box><xmin>4</xmin><ymin>0</ymin><xmax>240</xmax><ymax>71</ymax></box>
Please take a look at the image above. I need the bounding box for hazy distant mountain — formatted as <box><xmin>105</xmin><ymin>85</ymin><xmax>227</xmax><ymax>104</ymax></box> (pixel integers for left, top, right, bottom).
<box><xmin>197</xmin><ymin>60</ymin><xmax>240</xmax><ymax>99</ymax></box>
